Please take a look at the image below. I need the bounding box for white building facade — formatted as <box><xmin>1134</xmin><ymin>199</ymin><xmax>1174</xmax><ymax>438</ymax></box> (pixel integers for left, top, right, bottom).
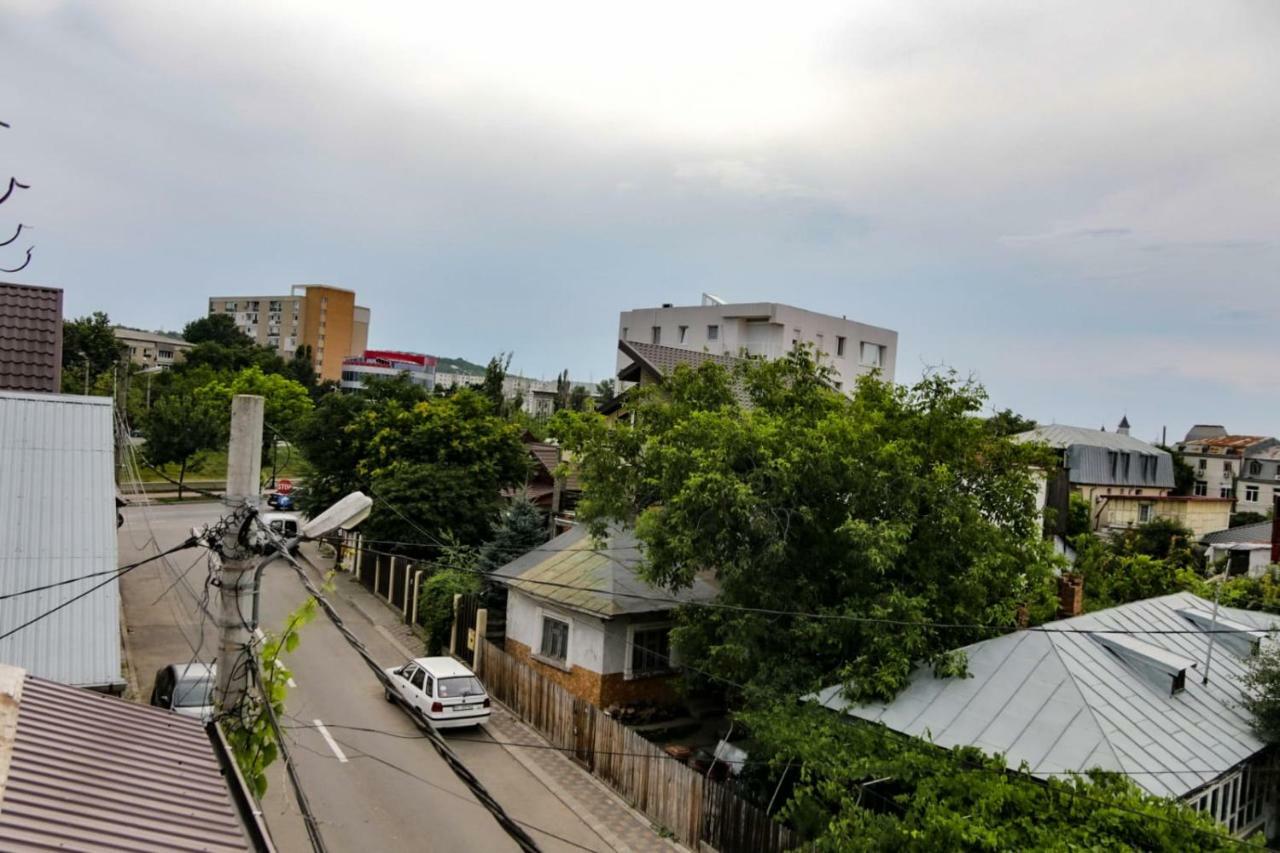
<box><xmin>617</xmin><ymin>297</ymin><xmax>898</xmax><ymax>391</ymax></box>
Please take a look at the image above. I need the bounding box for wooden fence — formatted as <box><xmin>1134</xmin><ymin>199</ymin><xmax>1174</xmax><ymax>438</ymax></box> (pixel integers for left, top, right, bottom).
<box><xmin>476</xmin><ymin>639</ymin><xmax>801</xmax><ymax>852</ymax></box>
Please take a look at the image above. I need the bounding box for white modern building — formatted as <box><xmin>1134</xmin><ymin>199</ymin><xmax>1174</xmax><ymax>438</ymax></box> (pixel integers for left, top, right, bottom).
<box><xmin>617</xmin><ymin>294</ymin><xmax>897</xmax><ymax>391</ymax></box>
<box><xmin>339</xmin><ymin>350</ymin><xmax>436</xmax><ymax>392</ymax></box>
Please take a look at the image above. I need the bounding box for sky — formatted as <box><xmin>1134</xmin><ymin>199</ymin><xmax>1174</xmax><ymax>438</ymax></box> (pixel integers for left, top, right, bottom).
<box><xmin>2</xmin><ymin>0</ymin><xmax>1278</xmax><ymax>439</ymax></box>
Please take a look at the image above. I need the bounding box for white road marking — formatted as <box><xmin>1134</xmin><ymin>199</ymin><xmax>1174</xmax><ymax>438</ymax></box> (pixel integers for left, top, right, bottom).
<box><xmin>313</xmin><ymin>720</ymin><xmax>348</xmax><ymax>763</ymax></box>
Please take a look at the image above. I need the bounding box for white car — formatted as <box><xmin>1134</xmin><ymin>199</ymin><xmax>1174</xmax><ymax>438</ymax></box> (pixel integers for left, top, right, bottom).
<box><xmin>384</xmin><ymin>656</ymin><xmax>491</xmax><ymax>729</ymax></box>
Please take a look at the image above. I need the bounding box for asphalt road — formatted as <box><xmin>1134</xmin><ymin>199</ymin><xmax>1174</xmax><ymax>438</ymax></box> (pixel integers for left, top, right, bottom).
<box><xmin>119</xmin><ymin>502</ymin><xmax>612</xmax><ymax>853</ymax></box>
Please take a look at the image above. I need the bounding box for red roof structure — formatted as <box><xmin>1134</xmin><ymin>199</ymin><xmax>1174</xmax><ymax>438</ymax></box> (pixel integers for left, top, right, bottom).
<box><xmin>0</xmin><ymin>282</ymin><xmax>62</xmax><ymax>392</ymax></box>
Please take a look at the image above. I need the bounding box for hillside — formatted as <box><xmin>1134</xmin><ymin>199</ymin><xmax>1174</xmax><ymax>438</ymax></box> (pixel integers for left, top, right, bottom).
<box><xmin>434</xmin><ymin>356</ymin><xmax>488</xmax><ymax>376</ymax></box>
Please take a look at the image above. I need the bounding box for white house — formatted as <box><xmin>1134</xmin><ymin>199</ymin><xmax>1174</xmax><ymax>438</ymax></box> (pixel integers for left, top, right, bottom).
<box><xmin>1203</xmin><ymin>520</ymin><xmax>1277</xmax><ymax>579</ymax></box>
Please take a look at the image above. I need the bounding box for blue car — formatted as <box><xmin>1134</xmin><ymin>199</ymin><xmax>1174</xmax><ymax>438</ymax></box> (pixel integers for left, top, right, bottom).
<box><xmin>266</xmin><ymin>492</ymin><xmax>295</xmax><ymax>510</ymax></box>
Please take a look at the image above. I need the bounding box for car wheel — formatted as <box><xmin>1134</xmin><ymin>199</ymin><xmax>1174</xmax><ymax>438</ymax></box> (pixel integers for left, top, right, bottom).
<box><xmin>385</xmin><ymin>686</ymin><xmax>394</xmax><ymax>703</ymax></box>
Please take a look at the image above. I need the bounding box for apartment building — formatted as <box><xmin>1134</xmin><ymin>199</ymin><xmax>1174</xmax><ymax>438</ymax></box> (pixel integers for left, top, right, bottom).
<box><xmin>1176</xmin><ymin>431</ymin><xmax>1280</xmax><ymax>512</ymax></box>
<box><xmin>112</xmin><ymin>327</ymin><xmax>191</xmax><ymax>369</ymax></box>
<box><xmin>206</xmin><ymin>284</ymin><xmax>370</xmax><ymax>382</ymax></box>
<box><xmin>617</xmin><ymin>294</ymin><xmax>897</xmax><ymax>391</ymax></box>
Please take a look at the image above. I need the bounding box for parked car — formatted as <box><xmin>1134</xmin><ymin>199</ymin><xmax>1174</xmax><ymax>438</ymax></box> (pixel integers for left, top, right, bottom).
<box><xmin>150</xmin><ymin>662</ymin><xmax>215</xmax><ymax>720</ymax></box>
<box><xmin>266</xmin><ymin>492</ymin><xmax>295</xmax><ymax>510</ymax></box>
<box><xmin>383</xmin><ymin>657</ymin><xmax>491</xmax><ymax>729</ymax></box>
<box><xmin>261</xmin><ymin>511</ymin><xmax>302</xmax><ymax>552</ymax></box>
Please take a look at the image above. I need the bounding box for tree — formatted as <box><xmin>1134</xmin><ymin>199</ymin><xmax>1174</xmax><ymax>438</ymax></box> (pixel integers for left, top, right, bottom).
<box><xmin>596</xmin><ymin>379</ymin><xmax>617</xmax><ymax>410</ymax></box>
<box><xmin>61</xmin><ymin>312</ymin><xmax>126</xmax><ymax>393</ymax></box>
<box><xmin>1232</xmin><ymin>511</ymin><xmax>1269</xmax><ymax>528</ymax></box>
<box><xmin>744</xmin><ymin>702</ymin><xmax>1237</xmax><ymax>851</ymax></box>
<box><xmin>553</xmin><ymin>351</ymin><xmax>1061</xmax><ymax>701</ymax></box>
<box><xmin>1066</xmin><ymin>493</ymin><xmax>1092</xmax><ymax>537</ymax></box>
<box><xmin>1158</xmin><ymin>445</ymin><xmax>1198</xmax><ymax>497</ymax></box>
<box><xmin>182</xmin><ymin>313</ymin><xmax>253</xmax><ymax>346</ymax></box>
<box><xmin>201</xmin><ymin>366</ymin><xmax>314</xmax><ymax>483</ymax></box>
<box><xmin>284</xmin><ymin>345</ymin><xmax>318</xmax><ymax>393</ymax></box>
<box><xmin>477</xmin><ymin>498</ymin><xmax>549</xmax><ymax>572</ymax></box>
<box><xmin>985</xmin><ymin>407</ymin><xmax>1037</xmax><ymax>437</ymax></box>
<box><xmin>143</xmin><ymin>372</ymin><xmax>222</xmax><ymax>499</ymax></box>
<box><xmin>554</xmin><ymin>370</ymin><xmax>571</xmax><ymax>412</ymax></box>
<box><xmin>568</xmin><ymin>383</ymin><xmax>589</xmax><ymax>412</ymax></box>
<box><xmin>478</xmin><ymin>353</ymin><xmax>511</xmax><ymax>413</ymax></box>
<box><xmin>1243</xmin><ymin>645</ymin><xmax>1280</xmax><ymax>745</ymax></box>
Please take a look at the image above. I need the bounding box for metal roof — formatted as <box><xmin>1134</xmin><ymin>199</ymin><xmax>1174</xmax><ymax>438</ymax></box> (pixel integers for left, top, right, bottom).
<box><xmin>1186</xmin><ymin>435</ymin><xmax>1274</xmax><ymax>451</ymax></box>
<box><xmin>1014</xmin><ymin>425</ymin><xmax>1174</xmax><ymax>489</ymax></box>
<box><xmin>813</xmin><ymin>593</ymin><xmax>1279</xmax><ymax>799</ymax></box>
<box><xmin>0</xmin><ymin>391</ymin><xmax>122</xmax><ymax>688</ymax></box>
<box><xmin>1014</xmin><ymin>424</ymin><xmax>1164</xmax><ymax>454</ymax></box>
<box><xmin>0</xmin><ymin>282</ymin><xmax>62</xmax><ymax>393</ymax></box>
<box><xmin>493</xmin><ymin>524</ymin><xmax>718</xmax><ymax>618</ymax></box>
<box><xmin>0</xmin><ymin>666</ymin><xmax>251</xmax><ymax>851</ymax></box>
<box><xmin>1202</xmin><ymin>521</ymin><xmax>1274</xmax><ymax>546</ymax></box>
<box><xmin>1184</xmin><ymin>425</ymin><xmax>1228</xmax><ymax>442</ymax></box>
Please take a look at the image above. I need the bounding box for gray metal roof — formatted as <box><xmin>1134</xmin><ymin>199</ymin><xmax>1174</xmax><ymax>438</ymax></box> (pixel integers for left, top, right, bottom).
<box><xmin>1015</xmin><ymin>425</ymin><xmax>1174</xmax><ymax>489</ymax></box>
<box><xmin>1015</xmin><ymin>424</ymin><xmax>1164</xmax><ymax>454</ymax></box>
<box><xmin>0</xmin><ymin>666</ymin><xmax>251</xmax><ymax>851</ymax></box>
<box><xmin>493</xmin><ymin>524</ymin><xmax>718</xmax><ymax>618</ymax></box>
<box><xmin>1202</xmin><ymin>521</ymin><xmax>1274</xmax><ymax>546</ymax></box>
<box><xmin>813</xmin><ymin>593</ymin><xmax>1279</xmax><ymax>799</ymax></box>
<box><xmin>0</xmin><ymin>391</ymin><xmax>122</xmax><ymax>688</ymax></box>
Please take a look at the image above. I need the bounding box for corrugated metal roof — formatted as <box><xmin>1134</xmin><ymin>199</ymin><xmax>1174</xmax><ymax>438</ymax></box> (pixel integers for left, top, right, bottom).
<box><xmin>0</xmin><ymin>670</ymin><xmax>250</xmax><ymax>851</ymax></box>
<box><xmin>813</xmin><ymin>593</ymin><xmax>1279</xmax><ymax>799</ymax></box>
<box><xmin>1202</xmin><ymin>521</ymin><xmax>1274</xmax><ymax>546</ymax></box>
<box><xmin>0</xmin><ymin>282</ymin><xmax>62</xmax><ymax>393</ymax></box>
<box><xmin>1015</xmin><ymin>425</ymin><xmax>1175</xmax><ymax>489</ymax></box>
<box><xmin>1015</xmin><ymin>424</ymin><xmax>1164</xmax><ymax>454</ymax></box>
<box><xmin>0</xmin><ymin>391</ymin><xmax>121</xmax><ymax>688</ymax></box>
<box><xmin>493</xmin><ymin>525</ymin><xmax>718</xmax><ymax>617</ymax></box>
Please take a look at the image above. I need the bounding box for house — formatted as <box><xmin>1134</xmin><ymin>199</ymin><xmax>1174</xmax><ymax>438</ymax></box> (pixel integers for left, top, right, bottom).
<box><xmin>618</xmin><ymin>294</ymin><xmax>897</xmax><ymax>390</ymax></box>
<box><xmin>507</xmin><ymin>433</ymin><xmax>581</xmax><ymax>517</ymax></box>
<box><xmin>0</xmin><ymin>281</ymin><xmax>62</xmax><ymax>392</ymax></box>
<box><xmin>113</xmin><ymin>326</ymin><xmax>193</xmax><ymax>369</ymax></box>
<box><xmin>0</xmin><ymin>391</ymin><xmax>123</xmax><ymax>691</ymax></box>
<box><xmin>492</xmin><ymin>525</ymin><xmax>717</xmax><ymax>709</ymax></box>
<box><xmin>0</xmin><ymin>663</ymin><xmax>271</xmax><ymax>851</ymax></box>
<box><xmin>811</xmin><ymin>592</ymin><xmax>1280</xmax><ymax>839</ymax></box>
<box><xmin>1175</xmin><ymin>431</ymin><xmax>1280</xmax><ymax>510</ymax></box>
<box><xmin>1015</xmin><ymin>421</ymin><xmax>1230</xmax><ymax>537</ymax></box>
<box><xmin>1203</xmin><ymin>519</ymin><xmax>1278</xmax><ymax>578</ymax></box>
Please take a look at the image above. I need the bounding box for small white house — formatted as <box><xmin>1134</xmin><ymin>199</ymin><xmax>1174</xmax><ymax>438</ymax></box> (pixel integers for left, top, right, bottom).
<box><xmin>1203</xmin><ymin>521</ymin><xmax>1277</xmax><ymax>579</ymax></box>
<box><xmin>493</xmin><ymin>525</ymin><xmax>717</xmax><ymax>708</ymax></box>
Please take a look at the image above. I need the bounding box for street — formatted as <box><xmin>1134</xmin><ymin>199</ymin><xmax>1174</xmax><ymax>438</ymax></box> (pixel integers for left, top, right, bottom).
<box><xmin>119</xmin><ymin>502</ymin><xmax>617</xmax><ymax>853</ymax></box>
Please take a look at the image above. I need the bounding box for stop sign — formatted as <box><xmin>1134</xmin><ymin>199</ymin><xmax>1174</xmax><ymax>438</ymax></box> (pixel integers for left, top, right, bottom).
<box><xmin>277</xmin><ymin>478</ymin><xmax>293</xmax><ymax>495</ymax></box>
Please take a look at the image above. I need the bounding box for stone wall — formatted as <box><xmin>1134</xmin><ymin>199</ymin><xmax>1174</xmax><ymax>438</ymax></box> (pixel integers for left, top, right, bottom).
<box><xmin>506</xmin><ymin>638</ymin><xmax>605</xmax><ymax>705</ymax></box>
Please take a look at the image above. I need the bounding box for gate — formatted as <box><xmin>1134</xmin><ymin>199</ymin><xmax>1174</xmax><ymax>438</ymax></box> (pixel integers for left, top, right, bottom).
<box><xmin>453</xmin><ymin>593</ymin><xmax>481</xmax><ymax>657</ymax></box>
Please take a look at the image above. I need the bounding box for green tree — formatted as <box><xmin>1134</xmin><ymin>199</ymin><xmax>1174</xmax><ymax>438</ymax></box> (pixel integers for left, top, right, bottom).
<box><xmin>284</xmin><ymin>345</ymin><xmax>318</xmax><ymax>393</ymax></box>
<box><xmin>596</xmin><ymin>379</ymin><xmax>617</xmax><ymax>410</ymax></box>
<box><xmin>183</xmin><ymin>313</ymin><xmax>253</xmax><ymax>346</ymax></box>
<box><xmin>479</xmin><ymin>353</ymin><xmax>511</xmax><ymax>413</ymax></box>
<box><xmin>478</xmin><ymin>498</ymin><xmax>548</xmax><ymax>572</ymax></box>
<box><xmin>1066</xmin><ymin>493</ymin><xmax>1092</xmax><ymax>537</ymax></box>
<box><xmin>1232</xmin><ymin>511</ymin><xmax>1270</xmax><ymax>528</ymax></box>
<box><xmin>744</xmin><ymin>702</ymin><xmax>1238</xmax><ymax>851</ymax></box>
<box><xmin>142</xmin><ymin>372</ymin><xmax>223</xmax><ymax>499</ymax></box>
<box><xmin>416</xmin><ymin>555</ymin><xmax>483</xmax><ymax>654</ymax></box>
<box><xmin>1243</xmin><ymin>645</ymin><xmax>1280</xmax><ymax>745</ymax></box>
<box><xmin>1158</xmin><ymin>445</ymin><xmax>1198</xmax><ymax>496</ymax></box>
<box><xmin>567</xmin><ymin>383</ymin><xmax>589</xmax><ymax>412</ymax></box>
<box><xmin>554</xmin><ymin>369</ymin><xmax>571</xmax><ymax>412</ymax></box>
<box><xmin>553</xmin><ymin>351</ymin><xmax>1060</xmax><ymax>701</ymax></box>
<box><xmin>200</xmin><ymin>366</ymin><xmax>314</xmax><ymax>485</ymax></box>
<box><xmin>985</xmin><ymin>407</ymin><xmax>1037</xmax><ymax>437</ymax></box>
<box><xmin>61</xmin><ymin>312</ymin><xmax>126</xmax><ymax>393</ymax></box>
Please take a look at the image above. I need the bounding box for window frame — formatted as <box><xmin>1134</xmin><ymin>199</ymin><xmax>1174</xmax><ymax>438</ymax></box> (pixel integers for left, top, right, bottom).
<box><xmin>625</xmin><ymin>622</ymin><xmax>676</xmax><ymax>680</ymax></box>
<box><xmin>706</xmin><ymin>324</ymin><xmax>719</xmax><ymax>341</ymax></box>
<box><xmin>1245</xmin><ymin>485</ymin><xmax>1260</xmax><ymax>502</ymax></box>
<box><xmin>836</xmin><ymin>335</ymin><xmax>846</xmax><ymax>357</ymax></box>
<box><xmin>535</xmin><ymin>610</ymin><xmax>572</xmax><ymax>670</ymax></box>
<box><xmin>1194</xmin><ymin>481</ymin><xmax>1208</xmax><ymax>497</ymax></box>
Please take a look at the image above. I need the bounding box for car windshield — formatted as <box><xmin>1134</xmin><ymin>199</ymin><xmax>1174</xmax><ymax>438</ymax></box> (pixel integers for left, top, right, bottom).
<box><xmin>437</xmin><ymin>676</ymin><xmax>484</xmax><ymax>699</ymax></box>
<box><xmin>174</xmin><ymin>676</ymin><xmax>213</xmax><ymax>708</ymax></box>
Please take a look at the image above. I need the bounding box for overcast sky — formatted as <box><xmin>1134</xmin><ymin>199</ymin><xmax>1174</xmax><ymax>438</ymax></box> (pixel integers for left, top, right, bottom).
<box><xmin>3</xmin><ymin>1</ymin><xmax>1277</xmax><ymax>438</ymax></box>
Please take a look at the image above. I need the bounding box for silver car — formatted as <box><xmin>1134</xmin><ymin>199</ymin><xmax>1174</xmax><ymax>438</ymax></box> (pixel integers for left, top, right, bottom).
<box><xmin>150</xmin><ymin>663</ymin><xmax>215</xmax><ymax>721</ymax></box>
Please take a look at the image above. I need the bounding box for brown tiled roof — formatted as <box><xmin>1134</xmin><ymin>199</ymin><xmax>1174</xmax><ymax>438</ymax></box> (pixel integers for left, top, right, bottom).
<box><xmin>617</xmin><ymin>340</ymin><xmax>740</xmax><ymax>382</ymax></box>
<box><xmin>525</xmin><ymin>440</ymin><xmax>582</xmax><ymax>492</ymax></box>
<box><xmin>0</xmin><ymin>668</ymin><xmax>252</xmax><ymax>851</ymax></box>
<box><xmin>0</xmin><ymin>282</ymin><xmax>62</xmax><ymax>392</ymax></box>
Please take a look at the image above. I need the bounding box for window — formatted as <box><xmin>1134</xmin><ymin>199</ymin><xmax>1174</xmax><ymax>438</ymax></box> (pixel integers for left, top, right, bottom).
<box><xmin>224</xmin><ymin>300</ymin><xmax>237</xmax><ymax>311</ymax></box>
<box><xmin>860</xmin><ymin>342</ymin><xmax>884</xmax><ymax>367</ymax></box>
<box><xmin>707</xmin><ymin>324</ymin><xmax>719</xmax><ymax>341</ymax></box>
<box><xmin>269</xmin><ymin>300</ymin><xmax>282</xmax><ymax>311</ymax></box>
<box><xmin>816</xmin><ymin>333</ymin><xmax>824</xmax><ymax>353</ymax></box>
<box><xmin>423</xmin><ymin>675</ymin><xmax>434</xmax><ymax>697</ymax></box>
<box><xmin>1138</xmin><ymin>503</ymin><xmax>1153</xmax><ymax>523</ymax></box>
<box><xmin>539</xmin><ymin>615</ymin><xmax>569</xmax><ymax>663</ymax></box>
<box><xmin>678</xmin><ymin>325</ymin><xmax>688</xmax><ymax>343</ymax></box>
<box><xmin>836</xmin><ymin>336</ymin><xmax>846</xmax><ymax>357</ymax></box>
<box><xmin>791</xmin><ymin>327</ymin><xmax>801</xmax><ymax>347</ymax></box>
<box><xmin>1221</xmin><ymin>486</ymin><xmax>1234</xmax><ymax>499</ymax></box>
<box><xmin>1224</xmin><ymin>461</ymin><xmax>1234</xmax><ymax>475</ymax></box>
<box><xmin>1251</xmin><ymin>461</ymin><xmax>1263</xmax><ymax>476</ymax></box>
<box><xmin>621</xmin><ymin>326</ymin><xmax>628</xmax><ymax>340</ymax></box>
<box><xmin>438</xmin><ymin>676</ymin><xmax>483</xmax><ymax>698</ymax></box>
<box><xmin>651</xmin><ymin>326</ymin><xmax>662</xmax><ymax>345</ymax></box>
<box><xmin>410</xmin><ymin>668</ymin><xmax>426</xmax><ymax>691</ymax></box>
<box><xmin>1198</xmin><ymin>458</ymin><xmax>1207</xmax><ymax>470</ymax></box>
<box><xmin>1194</xmin><ymin>481</ymin><xmax>1207</xmax><ymax>496</ymax></box>
<box><xmin>628</xmin><ymin>625</ymin><xmax>672</xmax><ymax>678</ymax></box>
<box><xmin>1246</xmin><ymin>485</ymin><xmax>1260</xmax><ymax>502</ymax></box>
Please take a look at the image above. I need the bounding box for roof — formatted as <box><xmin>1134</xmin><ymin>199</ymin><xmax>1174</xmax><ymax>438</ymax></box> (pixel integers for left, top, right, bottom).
<box><xmin>0</xmin><ymin>665</ymin><xmax>252</xmax><ymax>851</ymax></box>
<box><xmin>1202</xmin><ymin>521</ymin><xmax>1274</xmax><ymax>546</ymax></box>
<box><xmin>1014</xmin><ymin>424</ymin><xmax>1164</xmax><ymax>454</ymax></box>
<box><xmin>493</xmin><ymin>524</ymin><xmax>718</xmax><ymax>618</ymax></box>
<box><xmin>1183</xmin><ymin>435</ymin><xmax>1275</xmax><ymax>452</ymax></box>
<box><xmin>0</xmin><ymin>282</ymin><xmax>62</xmax><ymax>392</ymax></box>
<box><xmin>1014</xmin><ymin>425</ymin><xmax>1174</xmax><ymax>489</ymax></box>
<box><xmin>812</xmin><ymin>593</ymin><xmax>1279</xmax><ymax>799</ymax></box>
<box><xmin>1185</xmin><ymin>425</ymin><xmax>1228</xmax><ymax>442</ymax></box>
<box><xmin>112</xmin><ymin>327</ymin><xmax>191</xmax><ymax>348</ymax></box>
<box><xmin>0</xmin><ymin>391</ymin><xmax>121</xmax><ymax>688</ymax></box>
<box><xmin>525</xmin><ymin>440</ymin><xmax>582</xmax><ymax>492</ymax></box>
<box><xmin>617</xmin><ymin>340</ymin><xmax>741</xmax><ymax>384</ymax></box>
<box><xmin>412</xmin><ymin>657</ymin><xmax>477</xmax><ymax>678</ymax></box>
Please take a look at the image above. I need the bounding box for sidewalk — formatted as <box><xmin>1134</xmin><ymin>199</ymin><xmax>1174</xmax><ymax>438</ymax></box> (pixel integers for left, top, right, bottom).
<box><xmin>318</xmin><ymin>551</ymin><xmax>679</xmax><ymax>852</ymax></box>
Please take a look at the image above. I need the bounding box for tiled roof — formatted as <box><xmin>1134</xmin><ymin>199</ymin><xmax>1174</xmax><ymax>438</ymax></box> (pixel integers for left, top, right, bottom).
<box><xmin>525</xmin><ymin>440</ymin><xmax>582</xmax><ymax>491</ymax></box>
<box><xmin>0</xmin><ymin>666</ymin><xmax>251</xmax><ymax>851</ymax></box>
<box><xmin>813</xmin><ymin>593</ymin><xmax>1279</xmax><ymax>800</ymax></box>
<box><xmin>0</xmin><ymin>282</ymin><xmax>62</xmax><ymax>392</ymax></box>
<box><xmin>0</xmin><ymin>391</ymin><xmax>121</xmax><ymax>688</ymax></box>
<box><xmin>493</xmin><ymin>524</ymin><xmax>718</xmax><ymax>618</ymax></box>
<box><xmin>618</xmin><ymin>340</ymin><xmax>740</xmax><ymax>382</ymax></box>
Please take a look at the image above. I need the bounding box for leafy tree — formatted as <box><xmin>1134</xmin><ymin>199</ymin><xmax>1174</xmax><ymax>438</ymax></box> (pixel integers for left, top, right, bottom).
<box><xmin>142</xmin><ymin>371</ymin><xmax>223</xmax><ymax>499</ymax></box>
<box><xmin>1121</xmin><ymin>517</ymin><xmax>1196</xmax><ymax>561</ymax></box>
<box><xmin>182</xmin><ymin>312</ymin><xmax>253</xmax><ymax>346</ymax></box>
<box><xmin>1232</xmin><ymin>511</ymin><xmax>1270</xmax><ymax>528</ymax></box>
<box><xmin>284</xmin><ymin>345</ymin><xmax>318</xmax><ymax>393</ymax></box>
<box><xmin>985</xmin><ymin>407</ymin><xmax>1037</xmax><ymax>437</ymax></box>
<box><xmin>1243</xmin><ymin>645</ymin><xmax>1280</xmax><ymax>745</ymax></box>
<box><xmin>1066</xmin><ymin>493</ymin><xmax>1092</xmax><ymax>537</ymax></box>
<box><xmin>1158</xmin><ymin>445</ymin><xmax>1198</xmax><ymax>496</ymax></box>
<box><xmin>744</xmin><ymin>702</ymin><xmax>1238</xmax><ymax>851</ymax></box>
<box><xmin>416</xmin><ymin>558</ymin><xmax>483</xmax><ymax>654</ymax></box>
<box><xmin>478</xmin><ymin>498</ymin><xmax>548</xmax><ymax>572</ymax></box>
<box><xmin>554</xmin><ymin>369</ymin><xmax>571</xmax><ymax>412</ymax></box>
<box><xmin>568</xmin><ymin>383</ymin><xmax>590</xmax><ymax>412</ymax></box>
<box><xmin>553</xmin><ymin>351</ymin><xmax>1060</xmax><ymax>701</ymax></box>
<box><xmin>479</xmin><ymin>353</ymin><xmax>511</xmax><ymax>413</ymax></box>
<box><xmin>61</xmin><ymin>312</ymin><xmax>126</xmax><ymax>393</ymax></box>
<box><xmin>596</xmin><ymin>379</ymin><xmax>617</xmax><ymax>410</ymax></box>
<box><xmin>200</xmin><ymin>366</ymin><xmax>313</xmax><ymax>481</ymax></box>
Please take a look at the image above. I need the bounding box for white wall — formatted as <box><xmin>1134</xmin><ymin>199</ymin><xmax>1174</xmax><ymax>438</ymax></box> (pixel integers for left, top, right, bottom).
<box><xmin>506</xmin><ymin>590</ymin><xmax>610</xmax><ymax>673</ymax></box>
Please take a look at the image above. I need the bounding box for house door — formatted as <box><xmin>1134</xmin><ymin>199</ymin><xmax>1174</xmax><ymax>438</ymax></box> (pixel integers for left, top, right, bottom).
<box><xmin>572</xmin><ymin>697</ymin><xmax>595</xmax><ymax>770</ymax></box>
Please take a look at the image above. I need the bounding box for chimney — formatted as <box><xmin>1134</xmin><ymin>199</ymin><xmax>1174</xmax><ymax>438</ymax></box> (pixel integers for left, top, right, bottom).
<box><xmin>1271</xmin><ymin>496</ymin><xmax>1280</xmax><ymax>565</ymax></box>
<box><xmin>1058</xmin><ymin>573</ymin><xmax>1084</xmax><ymax>619</ymax></box>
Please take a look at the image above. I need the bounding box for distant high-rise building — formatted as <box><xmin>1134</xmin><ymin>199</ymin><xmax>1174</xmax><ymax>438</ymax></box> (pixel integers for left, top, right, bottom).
<box><xmin>617</xmin><ymin>294</ymin><xmax>898</xmax><ymax>392</ymax></box>
<box><xmin>206</xmin><ymin>284</ymin><xmax>369</xmax><ymax>382</ymax></box>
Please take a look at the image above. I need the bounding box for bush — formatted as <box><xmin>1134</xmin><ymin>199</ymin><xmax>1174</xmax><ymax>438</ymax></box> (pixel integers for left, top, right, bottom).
<box><xmin>416</xmin><ymin>568</ymin><xmax>481</xmax><ymax>654</ymax></box>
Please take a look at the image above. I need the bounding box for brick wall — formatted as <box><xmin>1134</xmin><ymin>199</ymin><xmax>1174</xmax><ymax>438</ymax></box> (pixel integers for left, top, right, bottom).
<box><xmin>506</xmin><ymin>638</ymin><xmax>681</xmax><ymax>709</ymax></box>
<box><xmin>506</xmin><ymin>638</ymin><xmax>605</xmax><ymax>705</ymax></box>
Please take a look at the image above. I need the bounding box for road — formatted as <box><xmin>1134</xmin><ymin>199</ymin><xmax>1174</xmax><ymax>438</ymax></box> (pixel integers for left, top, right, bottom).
<box><xmin>119</xmin><ymin>502</ymin><xmax>613</xmax><ymax>853</ymax></box>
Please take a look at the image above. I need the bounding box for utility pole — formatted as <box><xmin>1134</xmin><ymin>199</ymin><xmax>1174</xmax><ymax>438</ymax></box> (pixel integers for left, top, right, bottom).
<box><xmin>214</xmin><ymin>394</ymin><xmax>265</xmax><ymax>715</ymax></box>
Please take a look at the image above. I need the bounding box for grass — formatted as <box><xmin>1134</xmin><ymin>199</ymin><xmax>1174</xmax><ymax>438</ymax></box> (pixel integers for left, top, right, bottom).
<box><xmin>138</xmin><ymin>444</ymin><xmax>313</xmax><ymax>484</ymax></box>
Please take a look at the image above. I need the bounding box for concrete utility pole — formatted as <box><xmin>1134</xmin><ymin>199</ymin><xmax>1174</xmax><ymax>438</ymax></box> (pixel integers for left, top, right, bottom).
<box><xmin>215</xmin><ymin>394</ymin><xmax>265</xmax><ymax>715</ymax></box>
